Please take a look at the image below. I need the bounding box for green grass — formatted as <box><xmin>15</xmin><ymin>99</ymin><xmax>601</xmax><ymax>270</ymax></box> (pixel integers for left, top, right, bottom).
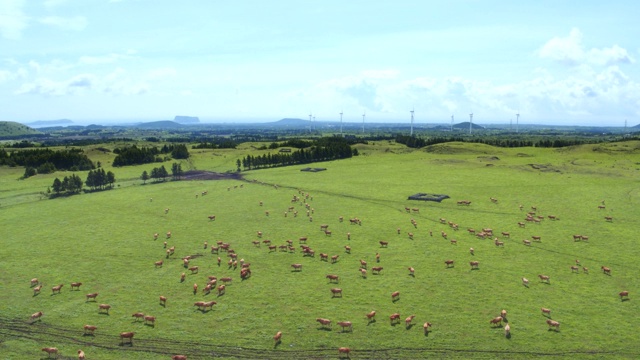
<box><xmin>1</xmin><ymin>141</ymin><xmax>639</xmax><ymax>359</ymax></box>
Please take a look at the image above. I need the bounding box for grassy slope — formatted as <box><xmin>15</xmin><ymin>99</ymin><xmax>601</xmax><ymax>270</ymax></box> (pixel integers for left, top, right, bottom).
<box><xmin>0</xmin><ymin>121</ymin><xmax>41</xmax><ymax>137</ymax></box>
<box><xmin>0</xmin><ymin>141</ymin><xmax>639</xmax><ymax>359</ymax></box>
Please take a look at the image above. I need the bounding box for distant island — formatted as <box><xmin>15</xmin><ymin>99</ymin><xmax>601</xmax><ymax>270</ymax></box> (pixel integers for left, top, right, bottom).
<box><xmin>26</xmin><ymin>119</ymin><xmax>74</xmax><ymax>127</ymax></box>
<box><xmin>173</xmin><ymin>116</ymin><xmax>200</xmax><ymax>124</ymax></box>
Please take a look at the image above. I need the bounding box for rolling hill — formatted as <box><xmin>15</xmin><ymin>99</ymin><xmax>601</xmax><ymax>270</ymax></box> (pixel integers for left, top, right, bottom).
<box><xmin>0</xmin><ymin>121</ymin><xmax>42</xmax><ymax>137</ymax></box>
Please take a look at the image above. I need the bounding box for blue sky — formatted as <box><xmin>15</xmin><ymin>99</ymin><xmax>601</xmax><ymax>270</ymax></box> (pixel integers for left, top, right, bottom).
<box><xmin>1</xmin><ymin>0</ymin><xmax>638</xmax><ymax>126</ymax></box>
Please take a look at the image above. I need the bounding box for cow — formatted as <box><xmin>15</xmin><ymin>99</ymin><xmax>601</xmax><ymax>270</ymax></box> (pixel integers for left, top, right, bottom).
<box><xmin>83</xmin><ymin>324</ymin><xmax>97</xmax><ymax>335</ymax></box>
<box><xmin>337</xmin><ymin>321</ymin><xmax>352</xmax><ymax>332</ymax></box>
<box><xmin>620</xmin><ymin>291</ymin><xmax>630</xmax><ymax>300</ymax></box>
<box><xmin>605</xmin><ymin>216</ymin><xmax>613</xmax><ymax>222</ymax></box>
<box><xmin>405</xmin><ymin>315</ymin><xmax>416</xmax><ymax>328</ymax></box>
<box><xmin>331</xmin><ymin>288</ymin><xmax>343</xmax><ymax>297</ymax></box>
<box><xmin>30</xmin><ymin>311</ymin><xmax>43</xmax><ymax>322</ymax></box>
<box><xmin>372</xmin><ymin>266</ymin><xmax>383</xmax><ymax>275</ymax></box>
<box><xmin>538</xmin><ymin>274</ymin><xmax>550</xmax><ymax>283</ymax></box>
<box><xmin>160</xmin><ymin>296</ymin><xmax>167</xmax><ymax>306</ymax></box>
<box><xmin>532</xmin><ymin>235</ymin><xmax>541</xmax><ymax>242</ymax></box>
<box><xmin>408</xmin><ymin>267</ymin><xmax>415</xmax><ymax>276</ymax></box>
<box><xmin>320</xmin><ymin>253</ymin><xmax>328</xmax><ymax>261</ymax></box>
<box><xmin>331</xmin><ymin>255</ymin><xmax>339</xmax><ymax>263</ymax></box>
<box><xmin>51</xmin><ymin>284</ymin><xmax>64</xmax><ymax>294</ymax></box>
<box><xmin>360</xmin><ymin>259</ymin><xmax>367</xmax><ymax>269</ymax></box>
<box><xmin>389</xmin><ymin>313</ymin><xmax>401</xmax><ymax>324</ymax></box>
<box><xmin>70</xmin><ymin>282</ymin><xmax>82</xmax><ymax>290</ymax></box>
<box><xmin>490</xmin><ymin>316</ymin><xmax>502</xmax><ymax>327</ymax></box>
<box><xmin>274</xmin><ymin>331</ymin><xmax>282</xmax><ymax>344</ymax></box>
<box><xmin>85</xmin><ymin>293</ymin><xmax>98</xmax><ymax>302</ymax></box>
<box><xmin>541</xmin><ymin>307</ymin><xmax>551</xmax><ymax>317</ymax></box>
<box><xmin>291</xmin><ymin>264</ymin><xmax>302</xmax><ymax>271</ymax></box>
<box><xmin>366</xmin><ymin>311</ymin><xmax>376</xmax><ymax>322</ymax></box>
<box><xmin>172</xmin><ymin>355</ymin><xmax>188</xmax><ymax>360</ymax></box>
<box><xmin>316</xmin><ymin>318</ymin><xmax>332</xmax><ymax>328</ymax></box>
<box><xmin>601</xmin><ymin>266</ymin><xmax>611</xmax><ymax>275</ymax></box>
<box><xmin>120</xmin><ymin>331</ymin><xmax>135</xmax><ymax>344</ymax></box>
<box><xmin>379</xmin><ymin>241</ymin><xmax>388</xmax><ymax>248</ymax></box>
<box><xmin>326</xmin><ymin>274</ymin><xmax>339</xmax><ymax>283</ymax></box>
<box><xmin>144</xmin><ymin>315</ymin><xmax>156</xmax><ymax>326</ymax></box>
<box><xmin>470</xmin><ymin>261</ymin><xmax>479</xmax><ymax>269</ymax></box>
<box><xmin>189</xmin><ymin>266</ymin><xmax>199</xmax><ymax>274</ymax></box>
<box><xmin>41</xmin><ymin>347</ymin><xmax>58</xmax><ymax>358</ymax></box>
<box><xmin>218</xmin><ymin>285</ymin><xmax>226</xmax><ymax>296</ymax></box>
<box><xmin>546</xmin><ymin>319</ymin><xmax>560</xmax><ymax>331</ymax></box>
<box><xmin>33</xmin><ymin>285</ymin><xmax>43</xmax><ymax>296</ymax></box>
<box><xmin>522</xmin><ymin>277</ymin><xmax>529</xmax><ymax>287</ymax></box>
<box><xmin>571</xmin><ymin>265</ymin><xmax>579</xmax><ymax>273</ymax></box>
<box><xmin>391</xmin><ymin>291</ymin><xmax>400</xmax><ymax>301</ymax></box>
<box><xmin>359</xmin><ymin>268</ymin><xmax>367</xmax><ymax>278</ymax></box>
<box><xmin>98</xmin><ymin>304</ymin><xmax>111</xmax><ymax>314</ymax></box>
<box><xmin>338</xmin><ymin>347</ymin><xmax>351</xmax><ymax>358</ymax></box>
<box><xmin>423</xmin><ymin>322</ymin><xmax>432</xmax><ymax>334</ymax></box>
<box><xmin>518</xmin><ymin>222</ymin><xmax>526</xmax><ymax>228</ymax></box>
<box><xmin>344</xmin><ymin>245</ymin><xmax>351</xmax><ymax>254</ymax></box>
<box><xmin>445</xmin><ymin>260</ymin><xmax>454</xmax><ymax>268</ymax></box>
<box><xmin>523</xmin><ymin>239</ymin><xmax>531</xmax><ymax>246</ymax></box>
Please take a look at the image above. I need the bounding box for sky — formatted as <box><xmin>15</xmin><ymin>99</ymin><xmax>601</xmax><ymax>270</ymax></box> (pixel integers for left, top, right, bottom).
<box><xmin>0</xmin><ymin>0</ymin><xmax>639</xmax><ymax>126</ymax></box>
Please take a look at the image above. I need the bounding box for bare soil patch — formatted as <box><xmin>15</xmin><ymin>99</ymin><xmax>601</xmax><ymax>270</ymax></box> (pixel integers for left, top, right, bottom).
<box><xmin>182</xmin><ymin>170</ymin><xmax>243</xmax><ymax>181</ymax></box>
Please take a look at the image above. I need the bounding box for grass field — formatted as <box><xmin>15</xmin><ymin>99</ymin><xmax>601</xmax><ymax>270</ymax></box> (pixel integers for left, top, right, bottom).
<box><xmin>1</xmin><ymin>140</ymin><xmax>639</xmax><ymax>359</ymax></box>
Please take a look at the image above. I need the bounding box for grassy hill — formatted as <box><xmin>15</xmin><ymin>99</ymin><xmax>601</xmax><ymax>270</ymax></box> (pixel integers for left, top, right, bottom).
<box><xmin>0</xmin><ymin>140</ymin><xmax>638</xmax><ymax>359</ymax></box>
<box><xmin>0</xmin><ymin>121</ymin><xmax>42</xmax><ymax>137</ymax></box>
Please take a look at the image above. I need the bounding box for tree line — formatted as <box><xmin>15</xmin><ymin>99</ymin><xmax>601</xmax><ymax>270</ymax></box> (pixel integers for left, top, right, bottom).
<box><xmin>140</xmin><ymin>162</ymin><xmax>184</xmax><ymax>184</ymax></box>
<box><xmin>112</xmin><ymin>144</ymin><xmax>189</xmax><ymax>166</ymax></box>
<box><xmin>49</xmin><ymin>168</ymin><xmax>117</xmax><ymax>196</ymax></box>
<box><xmin>239</xmin><ymin>137</ymin><xmax>357</xmax><ymax>170</ymax></box>
<box><xmin>0</xmin><ymin>148</ymin><xmax>94</xmax><ymax>178</ymax></box>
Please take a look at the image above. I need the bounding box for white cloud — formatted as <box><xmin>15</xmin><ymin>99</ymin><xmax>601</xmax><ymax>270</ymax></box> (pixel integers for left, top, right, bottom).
<box><xmin>147</xmin><ymin>67</ymin><xmax>177</xmax><ymax>80</ymax></box>
<box><xmin>0</xmin><ymin>0</ymin><xmax>28</xmax><ymax>40</ymax></box>
<box><xmin>15</xmin><ymin>73</ymin><xmax>95</xmax><ymax>96</ymax></box>
<box><xmin>39</xmin><ymin>16</ymin><xmax>87</xmax><ymax>31</ymax></box>
<box><xmin>539</xmin><ymin>28</ymin><xmax>635</xmax><ymax>67</ymax></box>
<box><xmin>43</xmin><ymin>0</ymin><xmax>69</xmax><ymax>8</ymax></box>
<box><xmin>79</xmin><ymin>53</ymin><xmax>132</xmax><ymax>65</ymax></box>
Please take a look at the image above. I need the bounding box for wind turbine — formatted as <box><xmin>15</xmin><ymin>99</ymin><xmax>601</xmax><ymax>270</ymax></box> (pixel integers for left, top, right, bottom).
<box><xmin>410</xmin><ymin>108</ymin><xmax>415</xmax><ymax>136</ymax></box>
<box><xmin>516</xmin><ymin>112</ymin><xmax>520</xmax><ymax>133</ymax></box>
<box><xmin>339</xmin><ymin>111</ymin><xmax>343</xmax><ymax>135</ymax></box>
<box><xmin>309</xmin><ymin>112</ymin><xmax>313</xmax><ymax>133</ymax></box>
<box><xmin>451</xmin><ymin>115</ymin><xmax>454</xmax><ymax>132</ymax></box>
<box><xmin>313</xmin><ymin>116</ymin><xmax>316</xmax><ymax>131</ymax></box>
<box><xmin>469</xmin><ymin>113</ymin><xmax>473</xmax><ymax>135</ymax></box>
<box><xmin>362</xmin><ymin>111</ymin><xmax>366</xmax><ymax>134</ymax></box>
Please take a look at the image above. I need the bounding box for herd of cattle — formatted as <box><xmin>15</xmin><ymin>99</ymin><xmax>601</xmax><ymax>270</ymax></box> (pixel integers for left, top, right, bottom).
<box><xmin>27</xmin><ymin>180</ymin><xmax>630</xmax><ymax>359</ymax></box>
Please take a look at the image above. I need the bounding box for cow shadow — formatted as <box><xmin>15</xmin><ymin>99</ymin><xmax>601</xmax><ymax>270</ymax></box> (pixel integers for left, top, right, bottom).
<box><xmin>408</xmin><ymin>274</ymin><xmax>415</xmax><ymax>278</ymax></box>
<box><xmin>273</xmin><ymin>340</ymin><xmax>281</xmax><ymax>349</ymax></box>
<box><xmin>392</xmin><ymin>298</ymin><xmax>399</xmax><ymax>303</ymax></box>
<box><xmin>621</xmin><ymin>298</ymin><xmax>630</xmax><ymax>302</ymax></box>
<box><xmin>367</xmin><ymin>319</ymin><xmax>376</xmax><ymax>326</ymax></box>
<box><xmin>406</xmin><ymin>324</ymin><xmax>414</xmax><ymax>330</ymax></box>
<box><xmin>506</xmin><ymin>332</ymin><xmax>512</xmax><ymax>340</ymax></box>
<box><xmin>82</xmin><ymin>333</ymin><xmax>95</xmax><ymax>337</ymax></box>
<box><xmin>32</xmin><ymin>292</ymin><xmax>40</xmax><ymax>297</ymax></box>
<box><xmin>317</xmin><ymin>327</ymin><xmax>332</xmax><ymax>332</ymax></box>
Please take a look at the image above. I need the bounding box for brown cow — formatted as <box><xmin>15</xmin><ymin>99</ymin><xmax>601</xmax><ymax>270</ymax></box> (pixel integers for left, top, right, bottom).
<box><xmin>98</xmin><ymin>304</ymin><xmax>111</xmax><ymax>314</ymax></box>
<box><xmin>291</xmin><ymin>263</ymin><xmax>303</xmax><ymax>271</ymax></box>
<box><xmin>144</xmin><ymin>315</ymin><xmax>156</xmax><ymax>326</ymax></box>
<box><xmin>84</xmin><ymin>324</ymin><xmax>97</xmax><ymax>335</ymax></box>
<box><xmin>379</xmin><ymin>241</ymin><xmax>389</xmax><ymax>248</ymax></box>
<box><xmin>620</xmin><ymin>291</ymin><xmax>629</xmax><ymax>300</ymax></box>
<box><xmin>316</xmin><ymin>318</ymin><xmax>332</xmax><ymax>328</ymax></box>
<box><xmin>51</xmin><ymin>284</ymin><xmax>64</xmax><ymax>294</ymax></box>
<box><xmin>423</xmin><ymin>322</ymin><xmax>432</xmax><ymax>334</ymax></box>
<box><xmin>538</xmin><ymin>274</ymin><xmax>550</xmax><ymax>283</ymax></box>
<box><xmin>85</xmin><ymin>293</ymin><xmax>98</xmax><ymax>302</ymax></box>
<box><xmin>523</xmin><ymin>239</ymin><xmax>531</xmax><ymax>246</ymax></box>
<box><xmin>372</xmin><ymin>266</ymin><xmax>383</xmax><ymax>275</ymax></box>
<box><xmin>541</xmin><ymin>307</ymin><xmax>551</xmax><ymax>317</ymax></box>
<box><xmin>132</xmin><ymin>312</ymin><xmax>145</xmax><ymax>321</ymax></box>
<box><xmin>389</xmin><ymin>313</ymin><xmax>401</xmax><ymax>324</ymax></box>
<box><xmin>445</xmin><ymin>260</ymin><xmax>454</xmax><ymax>268</ymax></box>
<box><xmin>218</xmin><ymin>285</ymin><xmax>226</xmax><ymax>296</ymax></box>
<box><xmin>159</xmin><ymin>296</ymin><xmax>167</xmax><ymax>306</ymax></box>
<box><xmin>522</xmin><ymin>277</ymin><xmax>529</xmax><ymax>287</ymax></box>
<box><xmin>30</xmin><ymin>311</ymin><xmax>43</xmax><ymax>322</ymax></box>
<box><xmin>366</xmin><ymin>311</ymin><xmax>376</xmax><ymax>321</ymax></box>
<box><xmin>546</xmin><ymin>319</ymin><xmax>560</xmax><ymax>331</ymax></box>
<box><xmin>408</xmin><ymin>267</ymin><xmax>415</xmax><ymax>276</ymax></box>
<box><xmin>601</xmin><ymin>266</ymin><xmax>611</xmax><ymax>275</ymax></box>
<box><xmin>326</xmin><ymin>274</ymin><xmax>339</xmax><ymax>283</ymax></box>
<box><xmin>120</xmin><ymin>331</ymin><xmax>135</xmax><ymax>344</ymax></box>
<box><xmin>274</xmin><ymin>331</ymin><xmax>282</xmax><ymax>344</ymax></box>
<box><xmin>71</xmin><ymin>282</ymin><xmax>82</xmax><ymax>290</ymax></box>
<box><xmin>470</xmin><ymin>261</ymin><xmax>479</xmax><ymax>269</ymax></box>
<box><xmin>331</xmin><ymin>288</ymin><xmax>343</xmax><ymax>297</ymax></box>
<box><xmin>360</xmin><ymin>259</ymin><xmax>367</xmax><ymax>269</ymax></box>
<box><xmin>532</xmin><ymin>235</ymin><xmax>541</xmax><ymax>242</ymax></box>
<box><xmin>172</xmin><ymin>355</ymin><xmax>188</xmax><ymax>360</ymax></box>
<box><xmin>189</xmin><ymin>266</ymin><xmax>199</xmax><ymax>274</ymax></box>
<box><xmin>338</xmin><ymin>347</ymin><xmax>351</xmax><ymax>358</ymax></box>
<box><xmin>490</xmin><ymin>316</ymin><xmax>502</xmax><ymax>326</ymax></box>
<box><xmin>331</xmin><ymin>255</ymin><xmax>339</xmax><ymax>263</ymax></box>
<box><xmin>33</xmin><ymin>285</ymin><xmax>43</xmax><ymax>296</ymax></box>
<box><xmin>41</xmin><ymin>347</ymin><xmax>58</xmax><ymax>358</ymax></box>
<box><xmin>337</xmin><ymin>321</ymin><xmax>352</xmax><ymax>332</ymax></box>
<box><xmin>344</xmin><ymin>245</ymin><xmax>351</xmax><ymax>253</ymax></box>
<box><xmin>405</xmin><ymin>315</ymin><xmax>416</xmax><ymax>328</ymax></box>
<box><xmin>391</xmin><ymin>291</ymin><xmax>400</xmax><ymax>301</ymax></box>
<box><xmin>155</xmin><ymin>260</ymin><xmax>164</xmax><ymax>268</ymax></box>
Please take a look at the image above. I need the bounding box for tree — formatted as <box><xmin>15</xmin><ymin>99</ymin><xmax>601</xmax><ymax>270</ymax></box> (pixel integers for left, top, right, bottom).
<box><xmin>171</xmin><ymin>144</ymin><xmax>190</xmax><ymax>159</ymax></box>
<box><xmin>236</xmin><ymin>159</ymin><xmax>241</xmax><ymax>172</ymax></box>
<box><xmin>52</xmin><ymin>178</ymin><xmax>63</xmax><ymax>194</ymax></box>
<box><xmin>106</xmin><ymin>171</ymin><xmax>116</xmax><ymax>188</ymax></box>
<box><xmin>141</xmin><ymin>170</ymin><xmax>149</xmax><ymax>184</ymax></box>
<box><xmin>23</xmin><ymin>167</ymin><xmax>37</xmax><ymax>178</ymax></box>
<box><xmin>171</xmin><ymin>162</ymin><xmax>183</xmax><ymax>180</ymax></box>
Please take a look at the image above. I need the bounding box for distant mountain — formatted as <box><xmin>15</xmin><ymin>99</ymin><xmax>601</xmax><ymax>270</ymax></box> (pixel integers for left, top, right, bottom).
<box><xmin>26</xmin><ymin>119</ymin><xmax>74</xmax><ymax>127</ymax></box>
<box><xmin>632</xmin><ymin>123</ymin><xmax>640</xmax><ymax>129</ymax></box>
<box><xmin>173</xmin><ymin>116</ymin><xmax>200</xmax><ymax>124</ymax></box>
<box><xmin>136</xmin><ymin>121</ymin><xmax>184</xmax><ymax>129</ymax></box>
<box><xmin>453</xmin><ymin>122</ymin><xmax>485</xmax><ymax>130</ymax></box>
<box><xmin>0</xmin><ymin>121</ymin><xmax>42</xmax><ymax>137</ymax></box>
<box><xmin>271</xmin><ymin>118</ymin><xmax>311</xmax><ymax>126</ymax></box>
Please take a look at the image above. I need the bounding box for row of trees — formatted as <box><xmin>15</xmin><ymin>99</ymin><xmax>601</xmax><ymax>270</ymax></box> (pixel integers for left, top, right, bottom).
<box><xmin>85</xmin><ymin>168</ymin><xmax>116</xmax><ymax>190</ymax></box>
<box><xmin>1</xmin><ymin>148</ymin><xmax>94</xmax><ymax>175</ymax></box>
<box><xmin>51</xmin><ymin>174</ymin><xmax>84</xmax><ymax>195</ymax></box>
<box><xmin>239</xmin><ymin>137</ymin><xmax>356</xmax><ymax>170</ymax></box>
<box><xmin>140</xmin><ymin>163</ymin><xmax>184</xmax><ymax>183</ymax></box>
<box><xmin>112</xmin><ymin>144</ymin><xmax>189</xmax><ymax>167</ymax></box>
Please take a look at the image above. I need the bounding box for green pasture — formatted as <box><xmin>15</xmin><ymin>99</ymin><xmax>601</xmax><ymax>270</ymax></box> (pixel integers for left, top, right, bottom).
<box><xmin>1</xmin><ymin>141</ymin><xmax>639</xmax><ymax>359</ymax></box>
